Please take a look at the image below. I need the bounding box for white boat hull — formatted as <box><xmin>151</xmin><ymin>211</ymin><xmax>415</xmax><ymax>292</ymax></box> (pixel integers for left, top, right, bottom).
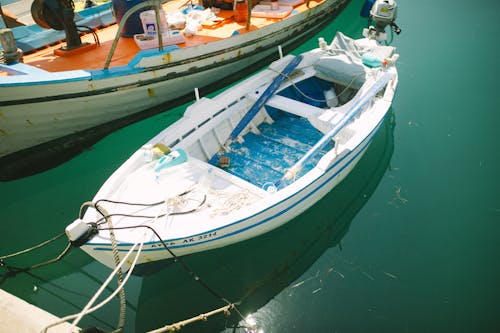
<box><xmin>80</xmin><ymin>118</ymin><xmax>383</xmax><ymax>270</ymax></box>
<box><xmin>72</xmin><ymin>31</ymin><xmax>399</xmax><ymax>273</ymax></box>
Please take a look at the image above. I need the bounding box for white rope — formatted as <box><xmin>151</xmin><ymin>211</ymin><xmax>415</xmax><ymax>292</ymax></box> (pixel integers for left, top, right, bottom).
<box><xmin>210</xmin><ymin>189</ymin><xmax>257</xmax><ymax>217</ymax></box>
<box><xmin>40</xmin><ymin>238</ymin><xmax>144</xmax><ymax>333</ymax></box>
<box><xmin>68</xmin><ymin>239</ymin><xmax>144</xmax><ymax>331</ymax></box>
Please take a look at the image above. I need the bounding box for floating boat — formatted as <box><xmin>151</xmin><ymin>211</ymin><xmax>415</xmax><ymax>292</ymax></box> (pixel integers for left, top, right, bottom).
<box><xmin>66</xmin><ymin>0</ymin><xmax>401</xmax><ymax>272</ymax></box>
<box><xmin>0</xmin><ymin>0</ymin><xmax>350</xmax><ymax>159</ymax></box>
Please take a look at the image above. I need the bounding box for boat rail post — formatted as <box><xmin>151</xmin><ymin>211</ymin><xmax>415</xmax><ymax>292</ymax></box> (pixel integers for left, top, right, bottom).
<box><xmin>104</xmin><ymin>0</ymin><xmax>164</xmax><ymax>70</ymax></box>
<box><xmin>194</xmin><ymin>87</ymin><xmax>200</xmax><ymax>101</ymax></box>
<box><xmin>153</xmin><ymin>0</ymin><xmax>164</xmax><ymax>52</ymax></box>
<box><xmin>246</xmin><ymin>0</ymin><xmax>251</xmax><ymax>30</ymax></box>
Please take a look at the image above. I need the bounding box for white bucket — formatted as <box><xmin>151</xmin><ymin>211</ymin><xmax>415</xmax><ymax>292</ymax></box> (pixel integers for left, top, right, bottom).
<box><xmin>324</xmin><ymin>88</ymin><xmax>339</xmax><ymax>107</ymax></box>
<box><xmin>140</xmin><ymin>9</ymin><xmax>168</xmax><ymax>36</ymax></box>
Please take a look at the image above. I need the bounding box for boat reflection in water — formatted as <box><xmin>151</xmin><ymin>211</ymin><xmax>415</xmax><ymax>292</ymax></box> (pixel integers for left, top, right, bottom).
<box><xmin>135</xmin><ymin>111</ymin><xmax>396</xmax><ymax>333</ymax></box>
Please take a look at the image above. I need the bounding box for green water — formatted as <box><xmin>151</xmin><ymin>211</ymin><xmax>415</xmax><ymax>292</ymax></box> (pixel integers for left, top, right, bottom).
<box><xmin>1</xmin><ymin>0</ymin><xmax>500</xmax><ymax>331</ymax></box>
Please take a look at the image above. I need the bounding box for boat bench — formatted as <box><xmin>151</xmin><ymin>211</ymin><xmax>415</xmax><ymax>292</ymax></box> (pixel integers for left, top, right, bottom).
<box><xmin>265</xmin><ymin>94</ymin><xmax>324</xmax><ymax>118</ymax></box>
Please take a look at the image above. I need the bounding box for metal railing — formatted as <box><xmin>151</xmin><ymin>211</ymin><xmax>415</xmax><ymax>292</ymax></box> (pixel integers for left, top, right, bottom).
<box><xmin>104</xmin><ymin>0</ymin><xmax>165</xmax><ymax>69</ymax></box>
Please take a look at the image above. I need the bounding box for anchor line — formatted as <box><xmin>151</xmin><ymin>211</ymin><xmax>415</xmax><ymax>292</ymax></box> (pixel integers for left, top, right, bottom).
<box><xmin>101</xmin><ymin>224</ymin><xmax>237</xmax><ymax>307</ymax></box>
<box><xmin>41</xmin><ymin>239</ymin><xmax>145</xmax><ymax>333</ymax></box>
<box><xmin>80</xmin><ymin>189</ymin><xmax>206</xmax><ymax>226</ymax></box>
<box><xmin>99</xmin><ymin>223</ymin><xmax>249</xmax><ymax>331</ymax></box>
<box><xmin>0</xmin><ymin>232</ymin><xmax>72</xmax><ymax>277</ymax></box>
<box><xmin>95</xmin><ymin>203</ymin><xmax>127</xmax><ymax>333</ymax></box>
<box><xmin>84</xmin><ymin>194</ymin><xmax>207</xmax><ymax>226</ymax></box>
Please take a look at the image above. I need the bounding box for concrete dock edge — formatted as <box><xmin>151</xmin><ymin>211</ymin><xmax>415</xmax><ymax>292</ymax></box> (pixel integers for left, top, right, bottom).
<box><xmin>0</xmin><ymin>288</ymin><xmax>78</xmax><ymax>333</ymax></box>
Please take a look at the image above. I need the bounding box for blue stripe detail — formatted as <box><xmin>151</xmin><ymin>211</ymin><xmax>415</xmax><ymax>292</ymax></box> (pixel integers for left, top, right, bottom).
<box><xmin>89</xmin><ymin>46</ymin><xmax>180</xmax><ymax>79</ymax></box>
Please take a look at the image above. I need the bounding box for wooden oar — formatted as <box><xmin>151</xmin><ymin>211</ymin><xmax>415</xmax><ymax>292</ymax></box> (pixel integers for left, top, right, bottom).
<box><xmin>228</xmin><ymin>54</ymin><xmax>303</xmax><ymax>141</ymax></box>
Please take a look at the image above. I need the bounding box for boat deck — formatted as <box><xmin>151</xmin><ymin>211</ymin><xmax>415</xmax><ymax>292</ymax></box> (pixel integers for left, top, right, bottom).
<box><xmin>210</xmin><ymin>113</ymin><xmax>334</xmax><ymax>188</ymax></box>
<box><xmin>16</xmin><ymin>0</ymin><xmax>325</xmax><ymax>73</ymax></box>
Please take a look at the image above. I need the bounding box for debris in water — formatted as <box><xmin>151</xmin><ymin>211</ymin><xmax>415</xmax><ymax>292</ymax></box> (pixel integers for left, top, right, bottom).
<box><xmin>312</xmin><ymin>288</ymin><xmax>322</xmax><ymax>294</ymax></box>
<box><xmin>383</xmin><ymin>271</ymin><xmax>398</xmax><ymax>279</ymax></box>
<box><xmin>361</xmin><ymin>271</ymin><xmax>375</xmax><ymax>281</ymax></box>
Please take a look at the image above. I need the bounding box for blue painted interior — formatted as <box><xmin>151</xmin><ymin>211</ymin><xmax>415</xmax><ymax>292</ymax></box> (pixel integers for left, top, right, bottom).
<box><xmin>212</xmin><ymin>115</ymin><xmax>334</xmax><ymax>188</ymax></box>
<box><xmin>210</xmin><ymin>76</ymin><xmax>337</xmax><ymax>188</ymax></box>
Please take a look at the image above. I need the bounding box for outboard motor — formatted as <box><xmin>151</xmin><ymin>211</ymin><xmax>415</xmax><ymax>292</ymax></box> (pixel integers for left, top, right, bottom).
<box><xmin>362</xmin><ymin>0</ymin><xmax>401</xmax><ymax>42</ymax></box>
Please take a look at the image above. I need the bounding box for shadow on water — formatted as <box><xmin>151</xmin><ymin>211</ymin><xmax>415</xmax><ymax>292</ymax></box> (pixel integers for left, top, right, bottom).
<box><xmin>133</xmin><ymin>111</ymin><xmax>396</xmax><ymax>333</ymax></box>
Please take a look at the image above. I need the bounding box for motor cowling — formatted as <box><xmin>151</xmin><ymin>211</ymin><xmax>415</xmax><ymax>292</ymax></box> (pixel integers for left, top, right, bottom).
<box><xmin>370</xmin><ymin>0</ymin><xmax>397</xmax><ymax>33</ymax></box>
<box><xmin>362</xmin><ymin>0</ymin><xmax>401</xmax><ymax>42</ymax></box>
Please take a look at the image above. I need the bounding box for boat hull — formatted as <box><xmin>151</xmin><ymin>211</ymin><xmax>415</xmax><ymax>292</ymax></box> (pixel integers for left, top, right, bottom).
<box><xmin>73</xmin><ymin>30</ymin><xmax>400</xmax><ymax>273</ymax></box>
<box><xmin>0</xmin><ymin>0</ymin><xmax>349</xmax><ymax>158</ymax></box>
<box><xmin>80</xmin><ymin>114</ymin><xmax>386</xmax><ymax>271</ymax></box>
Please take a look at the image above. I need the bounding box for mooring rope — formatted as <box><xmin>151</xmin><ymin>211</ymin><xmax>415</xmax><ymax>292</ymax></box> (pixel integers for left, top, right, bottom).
<box><xmin>94</xmin><ymin>203</ymin><xmax>127</xmax><ymax>333</ymax></box>
<box><xmin>146</xmin><ymin>303</ymin><xmax>236</xmax><ymax>333</ymax></box>
<box><xmin>41</xmin><ymin>239</ymin><xmax>144</xmax><ymax>333</ymax></box>
<box><xmin>2</xmin><ymin>195</ymin><xmax>246</xmax><ymax>332</ymax></box>
<box><xmin>0</xmin><ymin>232</ymin><xmax>65</xmax><ymax>260</ymax></box>
<box><xmin>100</xmin><ymin>224</ymin><xmax>234</xmax><ymax>306</ymax></box>
<box><xmin>0</xmin><ymin>233</ymin><xmax>72</xmax><ymax>276</ymax></box>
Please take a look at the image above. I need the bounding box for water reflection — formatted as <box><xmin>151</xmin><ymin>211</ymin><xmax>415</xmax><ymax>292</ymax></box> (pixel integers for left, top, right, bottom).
<box><xmin>135</xmin><ymin>111</ymin><xmax>396</xmax><ymax>333</ymax></box>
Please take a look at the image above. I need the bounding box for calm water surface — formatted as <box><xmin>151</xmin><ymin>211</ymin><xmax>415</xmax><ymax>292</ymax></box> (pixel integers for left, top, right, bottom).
<box><xmin>1</xmin><ymin>0</ymin><xmax>500</xmax><ymax>332</ymax></box>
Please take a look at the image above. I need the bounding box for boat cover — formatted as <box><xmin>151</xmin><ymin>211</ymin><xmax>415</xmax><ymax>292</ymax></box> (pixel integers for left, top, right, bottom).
<box><xmin>313</xmin><ymin>32</ymin><xmax>394</xmax><ymax>89</ymax></box>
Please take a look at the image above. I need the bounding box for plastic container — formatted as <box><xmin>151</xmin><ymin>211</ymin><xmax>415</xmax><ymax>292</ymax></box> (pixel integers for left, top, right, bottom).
<box><xmin>362</xmin><ymin>52</ymin><xmax>382</xmax><ymax>68</ymax></box>
<box><xmin>154</xmin><ymin>149</ymin><xmax>188</xmax><ymax>173</ymax></box>
<box><xmin>133</xmin><ymin>30</ymin><xmax>185</xmax><ymax>49</ymax></box>
<box><xmin>324</xmin><ymin>88</ymin><xmax>339</xmax><ymax>107</ymax></box>
<box><xmin>112</xmin><ymin>0</ymin><xmax>150</xmax><ymax>37</ymax></box>
<box><xmin>140</xmin><ymin>9</ymin><xmax>168</xmax><ymax>37</ymax></box>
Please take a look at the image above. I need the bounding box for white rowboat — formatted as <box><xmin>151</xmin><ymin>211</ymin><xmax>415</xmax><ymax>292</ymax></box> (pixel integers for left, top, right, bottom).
<box><xmin>68</xmin><ymin>26</ymin><xmax>400</xmax><ymax>273</ymax></box>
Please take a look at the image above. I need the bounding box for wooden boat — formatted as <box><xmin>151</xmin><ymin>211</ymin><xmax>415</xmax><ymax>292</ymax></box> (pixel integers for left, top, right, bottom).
<box><xmin>66</xmin><ymin>7</ymin><xmax>401</xmax><ymax>272</ymax></box>
<box><xmin>0</xmin><ymin>0</ymin><xmax>349</xmax><ymax>159</ymax></box>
